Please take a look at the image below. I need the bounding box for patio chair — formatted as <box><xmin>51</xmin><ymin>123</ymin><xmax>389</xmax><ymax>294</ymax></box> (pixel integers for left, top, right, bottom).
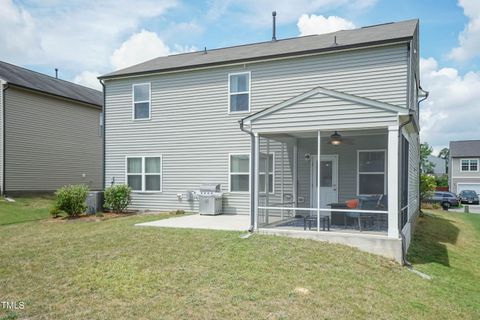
<box><xmin>346</xmin><ymin>195</ymin><xmax>387</xmax><ymax>231</ymax></box>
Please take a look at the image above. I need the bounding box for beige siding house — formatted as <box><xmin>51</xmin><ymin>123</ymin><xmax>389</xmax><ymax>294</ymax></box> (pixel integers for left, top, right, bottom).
<box><xmin>0</xmin><ymin>61</ymin><xmax>103</xmax><ymax>193</ymax></box>
<box><xmin>100</xmin><ymin>19</ymin><xmax>423</xmax><ymax>262</ymax></box>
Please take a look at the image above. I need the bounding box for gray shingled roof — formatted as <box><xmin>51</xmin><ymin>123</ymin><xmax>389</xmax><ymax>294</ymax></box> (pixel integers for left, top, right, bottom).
<box><xmin>450</xmin><ymin>140</ymin><xmax>480</xmax><ymax>157</ymax></box>
<box><xmin>100</xmin><ymin>19</ymin><xmax>418</xmax><ymax>79</ymax></box>
<box><xmin>0</xmin><ymin>61</ymin><xmax>102</xmax><ymax>107</ymax></box>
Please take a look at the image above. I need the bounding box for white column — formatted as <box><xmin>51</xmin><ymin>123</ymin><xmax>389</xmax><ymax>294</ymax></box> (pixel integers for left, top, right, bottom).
<box><xmin>388</xmin><ymin>126</ymin><xmax>400</xmax><ymax>238</ymax></box>
<box><xmin>254</xmin><ymin>133</ymin><xmax>260</xmax><ymax>229</ymax></box>
<box><xmin>317</xmin><ymin>130</ymin><xmax>321</xmax><ymax>232</ymax></box>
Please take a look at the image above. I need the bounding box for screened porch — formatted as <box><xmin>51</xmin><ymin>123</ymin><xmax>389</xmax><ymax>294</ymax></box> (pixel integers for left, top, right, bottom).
<box><xmin>252</xmin><ymin>129</ymin><xmax>396</xmax><ymax>235</ymax></box>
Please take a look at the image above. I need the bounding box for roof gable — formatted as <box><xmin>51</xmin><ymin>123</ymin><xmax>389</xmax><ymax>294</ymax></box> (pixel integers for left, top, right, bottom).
<box><xmin>243</xmin><ymin>86</ymin><xmax>406</xmax><ymax>126</ymax></box>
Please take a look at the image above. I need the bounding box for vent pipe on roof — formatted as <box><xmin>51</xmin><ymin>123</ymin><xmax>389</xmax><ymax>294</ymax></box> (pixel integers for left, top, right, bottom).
<box><xmin>55</xmin><ymin>68</ymin><xmax>58</xmax><ymax>79</ymax></box>
<box><xmin>272</xmin><ymin>11</ymin><xmax>277</xmax><ymax>41</ymax></box>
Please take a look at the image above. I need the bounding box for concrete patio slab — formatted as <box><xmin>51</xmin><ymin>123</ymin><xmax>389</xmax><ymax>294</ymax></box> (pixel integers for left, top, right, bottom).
<box><xmin>135</xmin><ymin>214</ymin><xmax>250</xmax><ymax>231</ymax></box>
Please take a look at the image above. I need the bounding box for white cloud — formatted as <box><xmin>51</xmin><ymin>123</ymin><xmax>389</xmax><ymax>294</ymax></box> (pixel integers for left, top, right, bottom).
<box><xmin>73</xmin><ymin>71</ymin><xmax>102</xmax><ymax>90</ymax></box>
<box><xmin>110</xmin><ymin>30</ymin><xmax>197</xmax><ymax>71</ymax></box>
<box><xmin>297</xmin><ymin>14</ymin><xmax>355</xmax><ymax>36</ymax></box>
<box><xmin>0</xmin><ymin>0</ymin><xmax>42</xmax><ymax>63</ymax></box>
<box><xmin>448</xmin><ymin>0</ymin><xmax>480</xmax><ymax>61</ymax></box>
<box><xmin>420</xmin><ymin>57</ymin><xmax>480</xmax><ymax>150</ymax></box>
<box><xmin>207</xmin><ymin>0</ymin><xmax>376</xmax><ymax>27</ymax></box>
<box><xmin>0</xmin><ymin>0</ymin><xmax>178</xmax><ymax>72</ymax></box>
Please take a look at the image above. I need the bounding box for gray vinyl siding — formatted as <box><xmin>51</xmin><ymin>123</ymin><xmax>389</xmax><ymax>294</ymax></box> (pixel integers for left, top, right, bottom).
<box><xmin>0</xmin><ymin>81</ymin><xmax>4</xmax><ymax>192</ymax></box>
<box><xmin>105</xmin><ymin>44</ymin><xmax>408</xmax><ymax>213</ymax></box>
<box><xmin>251</xmin><ymin>93</ymin><xmax>398</xmax><ymax>133</ymax></box>
<box><xmin>4</xmin><ymin>87</ymin><xmax>102</xmax><ymax>191</ymax></box>
<box><xmin>402</xmin><ymin>126</ymin><xmax>420</xmax><ymax>249</ymax></box>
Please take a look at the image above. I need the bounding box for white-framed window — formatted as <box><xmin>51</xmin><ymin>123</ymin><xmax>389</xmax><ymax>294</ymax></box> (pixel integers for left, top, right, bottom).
<box><xmin>357</xmin><ymin>150</ymin><xmax>386</xmax><ymax>195</ymax></box>
<box><xmin>132</xmin><ymin>83</ymin><xmax>151</xmax><ymax>120</ymax></box>
<box><xmin>461</xmin><ymin>159</ymin><xmax>479</xmax><ymax>172</ymax></box>
<box><xmin>126</xmin><ymin>156</ymin><xmax>162</xmax><ymax>192</ymax></box>
<box><xmin>229</xmin><ymin>154</ymin><xmax>250</xmax><ymax>192</ymax></box>
<box><xmin>228</xmin><ymin>72</ymin><xmax>250</xmax><ymax>113</ymax></box>
<box><xmin>259</xmin><ymin>153</ymin><xmax>274</xmax><ymax>194</ymax></box>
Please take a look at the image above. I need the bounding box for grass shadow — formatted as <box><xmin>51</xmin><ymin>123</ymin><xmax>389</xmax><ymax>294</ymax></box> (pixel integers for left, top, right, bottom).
<box><xmin>407</xmin><ymin>212</ymin><xmax>460</xmax><ymax>267</ymax></box>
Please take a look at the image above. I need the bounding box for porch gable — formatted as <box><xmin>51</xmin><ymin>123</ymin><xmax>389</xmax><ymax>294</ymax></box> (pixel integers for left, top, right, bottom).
<box><xmin>243</xmin><ymin>86</ymin><xmax>406</xmax><ymax>133</ymax></box>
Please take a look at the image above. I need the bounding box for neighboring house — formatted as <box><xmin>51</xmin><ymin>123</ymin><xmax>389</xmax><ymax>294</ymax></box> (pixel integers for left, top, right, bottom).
<box><xmin>423</xmin><ymin>155</ymin><xmax>446</xmax><ymax>176</ymax></box>
<box><xmin>449</xmin><ymin>140</ymin><xmax>480</xmax><ymax>195</ymax></box>
<box><xmin>99</xmin><ymin>19</ymin><xmax>422</xmax><ymax>262</ymax></box>
<box><xmin>0</xmin><ymin>61</ymin><xmax>103</xmax><ymax>194</ymax></box>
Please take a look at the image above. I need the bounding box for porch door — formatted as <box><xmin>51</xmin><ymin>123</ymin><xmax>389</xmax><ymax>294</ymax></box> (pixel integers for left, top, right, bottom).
<box><xmin>311</xmin><ymin>155</ymin><xmax>338</xmax><ymax>208</ymax></box>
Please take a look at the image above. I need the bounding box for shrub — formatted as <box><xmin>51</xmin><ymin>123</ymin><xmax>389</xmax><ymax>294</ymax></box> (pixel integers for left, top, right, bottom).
<box><xmin>104</xmin><ymin>184</ymin><xmax>131</xmax><ymax>213</ymax></box>
<box><xmin>49</xmin><ymin>206</ymin><xmax>61</xmax><ymax>218</ymax></box>
<box><xmin>55</xmin><ymin>184</ymin><xmax>89</xmax><ymax>217</ymax></box>
<box><xmin>420</xmin><ymin>174</ymin><xmax>436</xmax><ymax>202</ymax></box>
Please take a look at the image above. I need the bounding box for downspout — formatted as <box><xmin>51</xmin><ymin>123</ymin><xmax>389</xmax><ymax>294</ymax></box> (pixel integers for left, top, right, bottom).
<box><xmin>1</xmin><ymin>82</ymin><xmax>8</xmax><ymax>196</ymax></box>
<box><xmin>398</xmin><ymin>113</ymin><xmax>413</xmax><ymax>266</ymax></box>
<box><xmin>100</xmin><ymin>80</ymin><xmax>106</xmax><ymax>191</ymax></box>
<box><xmin>417</xmin><ymin>86</ymin><xmax>429</xmax><ymax>215</ymax></box>
<box><xmin>239</xmin><ymin>119</ymin><xmax>255</xmax><ymax>232</ymax></box>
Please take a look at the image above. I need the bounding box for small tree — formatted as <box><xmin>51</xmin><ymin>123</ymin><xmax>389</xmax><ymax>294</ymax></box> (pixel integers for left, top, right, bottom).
<box><xmin>104</xmin><ymin>184</ymin><xmax>131</xmax><ymax>213</ymax></box>
<box><xmin>420</xmin><ymin>174</ymin><xmax>436</xmax><ymax>202</ymax></box>
<box><xmin>55</xmin><ymin>185</ymin><xmax>89</xmax><ymax>217</ymax></box>
<box><xmin>438</xmin><ymin>147</ymin><xmax>450</xmax><ymax>174</ymax></box>
<box><xmin>420</xmin><ymin>142</ymin><xmax>435</xmax><ymax>174</ymax></box>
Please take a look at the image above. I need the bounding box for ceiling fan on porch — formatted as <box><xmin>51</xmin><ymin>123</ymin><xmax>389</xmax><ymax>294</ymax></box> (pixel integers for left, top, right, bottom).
<box><xmin>327</xmin><ymin>131</ymin><xmax>354</xmax><ymax>145</ymax></box>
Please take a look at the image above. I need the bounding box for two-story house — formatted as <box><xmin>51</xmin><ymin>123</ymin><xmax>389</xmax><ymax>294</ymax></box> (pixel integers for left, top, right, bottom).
<box><xmin>0</xmin><ymin>61</ymin><xmax>103</xmax><ymax>194</ymax></box>
<box><xmin>99</xmin><ymin>19</ymin><xmax>422</xmax><ymax>262</ymax></box>
<box><xmin>449</xmin><ymin>140</ymin><xmax>480</xmax><ymax>195</ymax></box>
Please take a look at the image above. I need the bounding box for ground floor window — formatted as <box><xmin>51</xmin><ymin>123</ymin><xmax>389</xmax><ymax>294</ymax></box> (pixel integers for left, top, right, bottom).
<box><xmin>357</xmin><ymin>150</ymin><xmax>386</xmax><ymax>195</ymax></box>
<box><xmin>229</xmin><ymin>154</ymin><xmax>250</xmax><ymax>192</ymax></box>
<box><xmin>126</xmin><ymin>156</ymin><xmax>162</xmax><ymax>192</ymax></box>
<box><xmin>259</xmin><ymin>153</ymin><xmax>274</xmax><ymax>194</ymax></box>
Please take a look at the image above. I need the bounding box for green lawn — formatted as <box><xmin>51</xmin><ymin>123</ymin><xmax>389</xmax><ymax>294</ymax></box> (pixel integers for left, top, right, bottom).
<box><xmin>0</xmin><ymin>198</ymin><xmax>479</xmax><ymax>319</ymax></box>
<box><xmin>0</xmin><ymin>196</ymin><xmax>54</xmax><ymax>226</ymax></box>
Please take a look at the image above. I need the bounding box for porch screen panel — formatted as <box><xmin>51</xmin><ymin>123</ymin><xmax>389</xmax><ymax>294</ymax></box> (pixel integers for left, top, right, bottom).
<box><xmin>400</xmin><ymin>136</ymin><xmax>409</xmax><ymax>229</ymax></box>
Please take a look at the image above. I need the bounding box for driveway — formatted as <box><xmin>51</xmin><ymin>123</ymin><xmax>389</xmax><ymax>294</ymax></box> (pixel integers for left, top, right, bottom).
<box><xmin>135</xmin><ymin>214</ymin><xmax>250</xmax><ymax>231</ymax></box>
<box><xmin>450</xmin><ymin>204</ymin><xmax>480</xmax><ymax>214</ymax></box>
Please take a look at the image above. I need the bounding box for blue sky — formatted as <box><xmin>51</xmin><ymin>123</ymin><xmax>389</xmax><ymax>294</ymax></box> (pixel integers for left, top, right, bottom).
<box><xmin>1</xmin><ymin>0</ymin><xmax>479</xmax><ymax>151</ymax></box>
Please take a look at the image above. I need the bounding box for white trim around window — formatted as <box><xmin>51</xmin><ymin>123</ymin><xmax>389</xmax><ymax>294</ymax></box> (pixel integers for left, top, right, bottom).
<box><xmin>228</xmin><ymin>153</ymin><xmax>251</xmax><ymax>193</ymax></box>
<box><xmin>125</xmin><ymin>155</ymin><xmax>162</xmax><ymax>193</ymax></box>
<box><xmin>228</xmin><ymin>71</ymin><xmax>251</xmax><ymax>114</ymax></box>
<box><xmin>460</xmin><ymin>158</ymin><xmax>479</xmax><ymax>172</ymax></box>
<box><xmin>357</xmin><ymin>149</ymin><xmax>387</xmax><ymax>196</ymax></box>
<box><xmin>132</xmin><ymin>83</ymin><xmax>151</xmax><ymax>120</ymax></box>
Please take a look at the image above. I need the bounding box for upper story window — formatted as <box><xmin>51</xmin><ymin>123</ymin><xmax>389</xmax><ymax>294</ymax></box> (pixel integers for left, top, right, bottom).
<box><xmin>133</xmin><ymin>83</ymin><xmax>151</xmax><ymax>120</ymax></box>
<box><xmin>229</xmin><ymin>72</ymin><xmax>250</xmax><ymax>113</ymax></box>
<box><xmin>461</xmin><ymin>159</ymin><xmax>478</xmax><ymax>172</ymax></box>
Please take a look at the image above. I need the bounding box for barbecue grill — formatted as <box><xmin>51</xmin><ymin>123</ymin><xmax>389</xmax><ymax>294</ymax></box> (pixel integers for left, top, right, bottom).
<box><xmin>198</xmin><ymin>184</ymin><xmax>223</xmax><ymax>215</ymax></box>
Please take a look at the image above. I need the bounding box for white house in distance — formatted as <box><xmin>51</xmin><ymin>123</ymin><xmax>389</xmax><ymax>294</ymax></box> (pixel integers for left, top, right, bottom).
<box><xmin>99</xmin><ymin>19</ymin><xmax>423</xmax><ymax>262</ymax></box>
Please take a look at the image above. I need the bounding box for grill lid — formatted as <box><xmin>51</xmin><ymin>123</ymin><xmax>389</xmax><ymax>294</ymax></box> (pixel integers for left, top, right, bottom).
<box><xmin>199</xmin><ymin>184</ymin><xmax>222</xmax><ymax>193</ymax></box>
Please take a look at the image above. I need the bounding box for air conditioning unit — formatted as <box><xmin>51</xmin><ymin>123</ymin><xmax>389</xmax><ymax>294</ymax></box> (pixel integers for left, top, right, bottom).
<box><xmin>86</xmin><ymin>191</ymin><xmax>104</xmax><ymax>214</ymax></box>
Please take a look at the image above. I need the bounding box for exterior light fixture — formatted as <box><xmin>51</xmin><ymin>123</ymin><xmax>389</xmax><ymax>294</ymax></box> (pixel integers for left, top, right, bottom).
<box><xmin>330</xmin><ymin>131</ymin><xmax>342</xmax><ymax>145</ymax></box>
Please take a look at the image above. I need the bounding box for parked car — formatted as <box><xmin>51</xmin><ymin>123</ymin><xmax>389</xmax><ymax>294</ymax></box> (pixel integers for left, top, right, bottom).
<box><xmin>458</xmin><ymin>190</ymin><xmax>480</xmax><ymax>204</ymax></box>
<box><xmin>425</xmin><ymin>191</ymin><xmax>460</xmax><ymax>208</ymax></box>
